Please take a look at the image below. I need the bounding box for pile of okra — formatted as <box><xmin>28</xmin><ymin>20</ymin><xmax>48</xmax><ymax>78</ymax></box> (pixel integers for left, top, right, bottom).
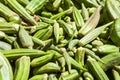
<box><xmin>1</xmin><ymin>0</ymin><xmax>120</xmax><ymax>80</ymax></box>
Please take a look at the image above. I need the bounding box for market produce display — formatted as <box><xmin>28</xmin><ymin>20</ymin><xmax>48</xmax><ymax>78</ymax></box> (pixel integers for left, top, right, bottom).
<box><xmin>0</xmin><ymin>0</ymin><xmax>120</xmax><ymax>80</ymax></box>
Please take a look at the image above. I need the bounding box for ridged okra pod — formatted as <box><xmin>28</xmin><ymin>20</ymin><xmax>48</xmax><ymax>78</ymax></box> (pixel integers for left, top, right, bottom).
<box><xmin>0</xmin><ymin>2</ymin><xmax>21</xmax><ymax>23</ymax></box>
<box><xmin>0</xmin><ymin>52</ymin><xmax>13</xmax><ymax>80</ymax></box>
<box><xmin>26</xmin><ymin>0</ymin><xmax>48</xmax><ymax>15</ymax></box>
<box><xmin>14</xmin><ymin>56</ymin><xmax>30</xmax><ymax>80</ymax></box>
<box><xmin>5</xmin><ymin>0</ymin><xmax>36</xmax><ymax>25</ymax></box>
<box><xmin>87</xmin><ymin>56</ymin><xmax>109</xmax><ymax>80</ymax></box>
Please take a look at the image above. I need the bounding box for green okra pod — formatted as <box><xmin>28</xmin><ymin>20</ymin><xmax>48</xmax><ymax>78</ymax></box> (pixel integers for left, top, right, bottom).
<box><xmin>0</xmin><ymin>17</ymin><xmax>6</xmax><ymax>23</ymax></box>
<box><xmin>17</xmin><ymin>0</ymin><xmax>29</xmax><ymax>6</ymax></box>
<box><xmin>0</xmin><ymin>2</ymin><xmax>21</xmax><ymax>23</ymax></box>
<box><xmin>79</xmin><ymin>6</ymin><xmax>101</xmax><ymax>36</ymax></box>
<box><xmin>73</xmin><ymin>6</ymin><xmax>84</xmax><ymax>29</ymax></box>
<box><xmin>31</xmin><ymin>53</ymin><xmax>54</xmax><ymax>67</ymax></box>
<box><xmin>75</xmin><ymin>47</ymin><xmax>85</xmax><ymax>65</ymax></box>
<box><xmin>18</xmin><ymin>26</ymin><xmax>34</xmax><ymax>49</ymax></box>
<box><xmin>96</xmin><ymin>44</ymin><xmax>119</xmax><ymax>54</ymax></box>
<box><xmin>29</xmin><ymin>74</ymin><xmax>48</xmax><ymax>80</ymax></box>
<box><xmin>68</xmin><ymin>39</ymin><xmax>79</xmax><ymax>50</ymax></box>
<box><xmin>0</xmin><ymin>41</ymin><xmax>12</xmax><ymax>50</ymax></box>
<box><xmin>99</xmin><ymin>53</ymin><xmax>120</xmax><ymax>71</ymax></box>
<box><xmin>112</xmin><ymin>69</ymin><xmax>120</xmax><ymax>80</ymax></box>
<box><xmin>0</xmin><ymin>49</ymin><xmax>46</xmax><ymax>59</ymax></box>
<box><xmin>53</xmin><ymin>22</ymin><xmax>60</xmax><ymax>43</ymax></box>
<box><xmin>0</xmin><ymin>52</ymin><xmax>13</xmax><ymax>80</ymax></box>
<box><xmin>26</xmin><ymin>0</ymin><xmax>48</xmax><ymax>15</ymax></box>
<box><xmin>83</xmin><ymin>72</ymin><xmax>94</xmax><ymax>80</ymax></box>
<box><xmin>87</xmin><ymin>56</ymin><xmax>109</xmax><ymax>80</ymax></box>
<box><xmin>79</xmin><ymin>21</ymin><xmax>113</xmax><ymax>46</ymax></box>
<box><xmin>14</xmin><ymin>56</ymin><xmax>30</xmax><ymax>80</ymax></box>
<box><xmin>61</xmin><ymin>48</ymin><xmax>71</xmax><ymax>73</ymax></box>
<box><xmin>33</xmin><ymin>62</ymin><xmax>61</xmax><ymax>74</ymax></box>
<box><xmin>5</xmin><ymin>0</ymin><xmax>36</xmax><ymax>25</ymax></box>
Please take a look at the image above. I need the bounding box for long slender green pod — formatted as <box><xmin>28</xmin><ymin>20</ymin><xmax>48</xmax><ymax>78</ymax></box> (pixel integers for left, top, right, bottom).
<box><xmin>17</xmin><ymin>0</ymin><xmax>29</xmax><ymax>6</ymax></box>
<box><xmin>112</xmin><ymin>69</ymin><xmax>120</xmax><ymax>80</ymax></box>
<box><xmin>5</xmin><ymin>0</ymin><xmax>36</xmax><ymax>25</ymax></box>
<box><xmin>0</xmin><ymin>52</ymin><xmax>13</xmax><ymax>80</ymax></box>
<box><xmin>79</xmin><ymin>6</ymin><xmax>101</xmax><ymax>36</ymax></box>
<box><xmin>14</xmin><ymin>56</ymin><xmax>30</xmax><ymax>80</ymax></box>
<box><xmin>79</xmin><ymin>21</ymin><xmax>113</xmax><ymax>46</ymax></box>
<box><xmin>0</xmin><ymin>49</ymin><xmax>46</xmax><ymax>59</ymax></box>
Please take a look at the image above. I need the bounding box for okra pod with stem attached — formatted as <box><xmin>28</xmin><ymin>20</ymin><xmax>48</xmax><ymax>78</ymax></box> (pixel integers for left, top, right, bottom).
<box><xmin>79</xmin><ymin>6</ymin><xmax>101</xmax><ymax>36</ymax></box>
<box><xmin>79</xmin><ymin>21</ymin><xmax>113</xmax><ymax>46</ymax></box>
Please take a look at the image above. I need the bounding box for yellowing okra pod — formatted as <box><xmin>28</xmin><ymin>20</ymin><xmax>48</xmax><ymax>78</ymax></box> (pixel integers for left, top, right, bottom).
<box><xmin>87</xmin><ymin>56</ymin><xmax>109</xmax><ymax>80</ymax></box>
<box><xmin>18</xmin><ymin>26</ymin><xmax>34</xmax><ymax>49</ymax></box>
<box><xmin>5</xmin><ymin>0</ymin><xmax>36</xmax><ymax>25</ymax></box>
<box><xmin>33</xmin><ymin>62</ymin><xmax>61</xmax><ymax>74</ymax></box>
<box><xmin>26</xmin><ymin>0</ymin><xmax>48</xmax><ymax>15</ymax></box>
<box><xmin>30</xmin><ymin>53</ymin><xmax>54</xmax><ymax>67</ymax></box>
<box><xmin>79</xmin><ymin>21</ymin><xmax>113</xmax><ymax>46</ymax></box>
<box><xmin>79</xmin><ymin>6</ymin><xmax>101</xmax><ymax>36</ymax></box>
<box><xmin>0</xmin><ymin>52</ymin><xmax>13</xmax><ymax>80</ymax></box>
<box><xmin>14</xmin><ymin>56</ymin><xmax>30</xmax><ymax>80</ymax></box>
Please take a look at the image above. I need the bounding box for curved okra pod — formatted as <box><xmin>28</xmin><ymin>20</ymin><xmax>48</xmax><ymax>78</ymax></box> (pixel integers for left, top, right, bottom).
<box><xmin>0</xmin><ymin>52</ymin><xmax>13</xmax><ymax>80</ymax></box>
